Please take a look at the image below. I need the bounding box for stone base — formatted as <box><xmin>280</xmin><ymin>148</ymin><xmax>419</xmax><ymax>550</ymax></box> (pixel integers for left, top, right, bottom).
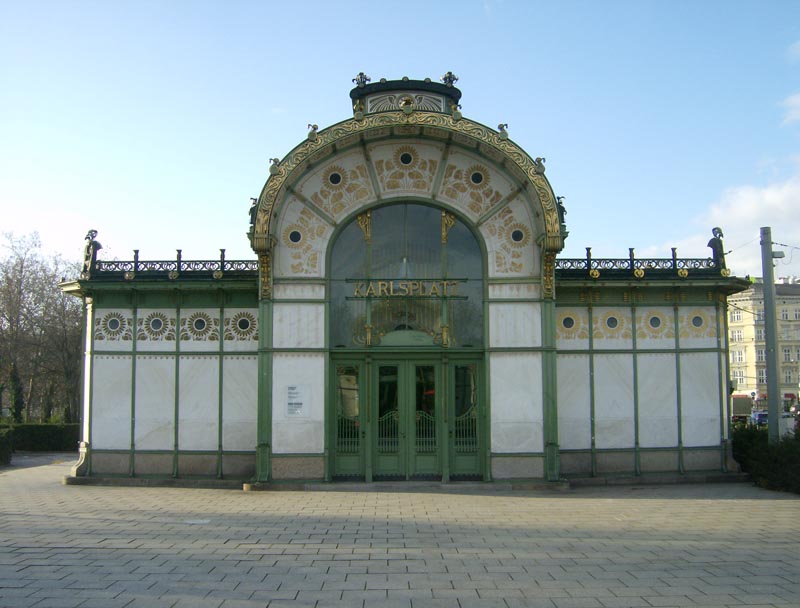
<box><xmin>490</xmin><ymin>455</ymin><xmax>544</xmax><ymax>479</ymax></box>
<box><xmin>271</xmin><ymin>455</ymin><xmax>324</xmax><ymax>480</ymax></box>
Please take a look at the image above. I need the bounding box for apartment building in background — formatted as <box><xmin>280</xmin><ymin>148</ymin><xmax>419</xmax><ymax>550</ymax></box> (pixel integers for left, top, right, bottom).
<box><xmin>728</xmin><ymin>277</ymin><xmax>800</xmax><ymax>410</ymax></box>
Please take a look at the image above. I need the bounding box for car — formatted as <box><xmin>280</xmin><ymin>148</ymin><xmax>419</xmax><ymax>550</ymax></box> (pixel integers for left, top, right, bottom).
<box><xmin>750</xmin><ymin>410</ymin><xmax>768</xmax><ymax>426</ymax></box>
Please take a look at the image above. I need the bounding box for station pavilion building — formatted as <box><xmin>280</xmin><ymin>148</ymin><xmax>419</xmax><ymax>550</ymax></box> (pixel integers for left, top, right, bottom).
<box><xmin>63</xmin><ymin>74</ymin><xmax>749</xmax><ymax>484</ymax></box>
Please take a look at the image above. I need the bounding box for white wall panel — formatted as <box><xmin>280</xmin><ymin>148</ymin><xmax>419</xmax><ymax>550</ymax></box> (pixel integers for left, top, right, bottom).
<box><xmin>557</xmin><ymin>355</ymin><xmax>591</xmax><ymax>449</ymax></box>
<box><xmin>134</xmin><ymin>355</ymin><xmax>175</xmax><ymax>450</ymax></box>
<box><xmin>680</xmin><ymin>352</ymin><xmax>722</xmax><ymax>446</ymax></box>
<box><xmin>178</xmin><ymin>356</ymin><xmax>219</xmax><ymax>451</ymax></box>
<box><xmin>273</xmin><ymin>303</ymin><xmax>325</xmax><ymax>349</ymax></box>
<box><xmin>489</xmin><ymin>303</ymin><xmax>541</xmax><ymax>348</ymax></box>
<box><xmin>272</xmin><ymin>353</ymin><xmax>325</xmax><ymax>453</ymax></box>
<box><xmin>222</xmin><ymin>356</ymin><xmax>258</xmax><ymax>451</ymax></box>
<box><xmin>490</xmin><ymin>352</ymin><xmax>542</xmax><ymax>452</ymax></box>
<box><xmin>594</xmin><ymin>355</ymin><xmax>634</xmax><ymax>449</ymax></box>
<box><xmin>637</xmin><ymin>353</ymin><xmax>679</xmax><ymax>447</ymax></box>
<box><xmin>91</xmin><ymin>355</ymin><xmax>132</xmax><ymax>449</ymax></box>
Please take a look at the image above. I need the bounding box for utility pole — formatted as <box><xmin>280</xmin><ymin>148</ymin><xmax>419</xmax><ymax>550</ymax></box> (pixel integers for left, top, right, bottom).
<box><xmin>760</xmin><ymin>227</ymin><xmax>783</xmax><ymax>444</ymax></box>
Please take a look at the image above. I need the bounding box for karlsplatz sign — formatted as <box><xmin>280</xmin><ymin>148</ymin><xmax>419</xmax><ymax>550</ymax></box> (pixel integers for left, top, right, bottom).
<box><xmin>351</xmin><ymin>279</ymin><xmax>463</xmax><ymax>298</ymax></box>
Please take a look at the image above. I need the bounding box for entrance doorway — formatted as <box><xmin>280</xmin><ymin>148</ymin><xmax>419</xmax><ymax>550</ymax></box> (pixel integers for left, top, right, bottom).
<box><xmin>330</xmin><ymin>357</ymin><xmax>483</xmax><ymax>481</ymax></box>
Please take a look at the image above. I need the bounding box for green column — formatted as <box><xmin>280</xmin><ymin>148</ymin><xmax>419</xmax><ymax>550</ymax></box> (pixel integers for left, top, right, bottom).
<box><xmin>541</xmin><ymin>297</ymin><xmax>560</xmax><ymax>481</ymax></box>
<box><xmin>256</xmin><ymin>297</ymin><xmax>273</xmax><ymax>482</ymax></box>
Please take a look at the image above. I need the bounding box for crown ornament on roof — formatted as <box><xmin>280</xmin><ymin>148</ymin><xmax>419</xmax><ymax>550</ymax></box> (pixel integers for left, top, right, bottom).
<box><xmin>441</xmin><ymin>71</ymin><xmax>459</xmax><ymax>86</ymax></box>
<box><xmin>352</xmin><ymin>72</ymin><xmax>371</xmax><ymax>87</ymax></box>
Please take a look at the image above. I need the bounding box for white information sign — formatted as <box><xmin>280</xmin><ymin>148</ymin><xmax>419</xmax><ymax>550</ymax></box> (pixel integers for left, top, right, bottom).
<box><xmin>285</xmin><ymin>384</ymin><xmax>309</xmax><ymax>418</ymax></box>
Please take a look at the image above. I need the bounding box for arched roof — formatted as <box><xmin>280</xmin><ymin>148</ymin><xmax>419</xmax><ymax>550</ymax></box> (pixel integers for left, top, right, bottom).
<box><xmin>251</xmin><ymin>111</ymin><xmax>564</xmax><ymax>257</ymax></box>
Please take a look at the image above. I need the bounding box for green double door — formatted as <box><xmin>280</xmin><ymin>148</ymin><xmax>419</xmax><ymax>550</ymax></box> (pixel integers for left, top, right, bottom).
<box><xmin>331</xmin><ymin>357</ymin><xmax>483</xmax><ymax>481</ymax></box>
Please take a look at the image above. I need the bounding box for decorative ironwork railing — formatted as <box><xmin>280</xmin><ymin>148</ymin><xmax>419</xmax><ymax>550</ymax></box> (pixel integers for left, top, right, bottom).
<box><xmin>86</xmin><ymin>249</ymin><xmax>258</xmax><ymax>280</ymax></box>
<box><xmin>555</xmin><ymin>247</ymin><xmax>727</xmax><ymax>279</ymax></box>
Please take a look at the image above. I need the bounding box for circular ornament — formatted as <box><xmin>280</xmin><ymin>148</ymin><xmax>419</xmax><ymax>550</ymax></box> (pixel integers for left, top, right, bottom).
<box><xmin>187</xmin><ymin>312</ymin><xmax>213</xmax><ymax>339</ymax></box>
<box><xmin>102</xmin><ymin>312</ymin><xmax>126</xmax><ymax>337</ymax></box>
<box><xmin>323</xmin><ymin>165</ymin><xmax>347</xmax><ymax>189</ymax></box>
<box><xmin>393</xmin><ymin>146</ymin><xmax>418</xmax><ymax>169</ymax></box>
<box><xmin>464</xmin><ymin>164</ymin><xmax>490</xmax><ymax>190</ymax></box>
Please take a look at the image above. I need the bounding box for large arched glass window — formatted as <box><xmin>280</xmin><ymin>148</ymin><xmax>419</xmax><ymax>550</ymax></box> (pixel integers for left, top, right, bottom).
<box><xmin>330</xmin><ymin>204</ymin><xmax>483</xmax><ymax>348</ymax></box>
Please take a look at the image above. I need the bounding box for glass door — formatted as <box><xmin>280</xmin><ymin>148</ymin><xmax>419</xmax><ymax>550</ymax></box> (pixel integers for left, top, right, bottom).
<box><xmin>372</xmin><ymin>360</ymin><xmax>442</xmax><ymax>480</ymax></box>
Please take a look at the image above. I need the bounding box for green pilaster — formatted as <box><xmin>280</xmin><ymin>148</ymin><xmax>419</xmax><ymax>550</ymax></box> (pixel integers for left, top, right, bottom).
<box><xmin>631</xmin><ymin>295</ymin><xmax>641</xmax><ymax>476</ymax></box>
<box><xmin>173</xmin><ymin>296</ymin><xmax>181</xmax><ymax>477</ymax></box>
<box><xmin>673</xmin><ymin>299</ymin><xmax>684</xmax><ymax>474</ymax></box>
<box><xmin>255</xmin><ymin>296</ymin><xmax>273</xmax><ymax>482</ymax></box>
<box><xmin>85</xmin><ymin>298</ymin><xmax>95</xmax><ymax>475</ymax></box>
<box><xmin>130</xmin><ymin>296</ymin><xmax>138</xmax><ymax>476</ymax></box>
<box><xmin>217</xmin><ymin>292</ymin><xmax>225</xmax><ymax>478</ymax></box>
<box><xmin>541</xmin><ymin>296</ymin><xmax>560</xmax><ymax>481</ymax></box>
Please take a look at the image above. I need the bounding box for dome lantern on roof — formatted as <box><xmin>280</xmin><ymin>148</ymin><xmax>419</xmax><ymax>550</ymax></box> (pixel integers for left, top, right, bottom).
<box><xmin>349</xmin><ymin>73</ymin><xmax>462</xmax><ymax>117</ymax></box>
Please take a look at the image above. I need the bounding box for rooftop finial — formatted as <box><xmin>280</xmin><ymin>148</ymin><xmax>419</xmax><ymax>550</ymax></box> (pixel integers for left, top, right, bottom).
<box><xmin>352</xmin><ymin>72</ymin><xmax>371</xmax><ymax>87</ymax></box>
<box><xmin>441</xmin><ymin>71</ymin><xmax>459</xmax><ymax>86</ymax></box>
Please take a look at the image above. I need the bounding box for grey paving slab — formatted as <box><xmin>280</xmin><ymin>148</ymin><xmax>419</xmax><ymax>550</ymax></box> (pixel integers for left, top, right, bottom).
<box><xmin>0</xmin><ymin>453</ymin><xmax>799</xmax><ymax>608</ymax></box>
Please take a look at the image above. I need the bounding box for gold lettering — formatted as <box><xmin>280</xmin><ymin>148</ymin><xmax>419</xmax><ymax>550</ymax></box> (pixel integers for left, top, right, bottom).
<box><xmin>429</xmin><ymin>281</ymin><xmax>441</xmax><ymax>296</ymax></box>
<box><xmin>409</xmin><ymin>281</ymin><xmax>420</xmax><ymax>296</ymax></box>
<box><xmin>447</xmin><ymin>281</ymin><xmax>459</xmax><ymax>296</ymax></box>
<box><xmin>398</xmin><ymin>281</ymin><xmax>410</xmax><ymax>296</ymax></box>
<box><xmin>365</xmin><ymin>283</ymin><xmax>377</xmax><ymax>297</ymax></box>
<box><xmin>353</xmin><ymin>282</ymin><xmax>365</xmax><ymax>297</ymax></box>
<box><xmin>378</xmin><ymin>281</ymin><xmax>389</xmax><ymax>297</ymax></box>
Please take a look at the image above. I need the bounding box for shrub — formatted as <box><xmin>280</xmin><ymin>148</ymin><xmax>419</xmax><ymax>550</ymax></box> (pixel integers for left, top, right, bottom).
<box><xmin>0</xmin><ymin>429</ymin><xmax>11</xmax><ymax>465</ymax></box>
<box><xmin>6</xmin><ymin>424</ymin><xmax>80</xmax><ymax>451</ymax></box>
<box><xmin>732</xmin><ymin>424</ymin><xmax>800</xmax><ymax>494</ymax></box>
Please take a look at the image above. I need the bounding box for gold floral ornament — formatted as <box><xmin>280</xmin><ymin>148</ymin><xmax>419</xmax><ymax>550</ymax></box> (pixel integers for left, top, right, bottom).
<box><xmin>226</xmin><ymin>311</ymin><xmax>257</xmax><ymax>340</ymax></box>
<box><xmin>589</xmin><ymin>269</ymin><xmax>600</xmax><ymax>279</ymax></box>
<box><xmin>677</xmin><ymin>268</ymin><xmax>689</xmax><ymax>278</ymax></box>
<box><xmin>140</xmin><ymin>311</ymin><xmax>171</xmax><ymax>340</ymax></box>
<box><xmin>185</xmin><ymin>312</ymin><xmax>215</xmax><ymax>340</ymax></box>
<box><xmin>101</xmin><ymin>312</ymin><xmax>127</xmax><ymax>338</ymax></box>
<box><xmin>633</xmin><ymin>268</ymin><xmax>645</xmax><ymax>279</ymax></box>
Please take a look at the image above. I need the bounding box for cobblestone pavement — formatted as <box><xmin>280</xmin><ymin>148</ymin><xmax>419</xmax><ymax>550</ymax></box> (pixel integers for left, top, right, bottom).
<box><xmin>1</xmin><ymin>454</ymin><xmax>798</xmax><ymax>608</ymax></box>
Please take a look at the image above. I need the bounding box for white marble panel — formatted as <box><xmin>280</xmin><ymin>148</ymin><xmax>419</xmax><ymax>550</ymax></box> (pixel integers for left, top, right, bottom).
<box><xmin>488</xmin><ymin>283</ymin><xmax>541</xmax><ymax>300</ymax></box>
<box><xmin>93</xmin><ymin>309</ymin><xmax>134</xmax><ymax>352</ymax></box>
<box><xmin>637</xmin><ymin>353</ymin><xmax>679</xmax><ymax>447</ymax></box>
<box><xmin>91</xmin><ymin>355</ymin><xmax>132</xmax><ymax>449</ymax></box>
<box><xmin>490</xmin><ymin>352</ymin><xmax>543</xmax><ymax>452</ymax></box>
<box><xmin>555</xmin><ymin>307</ymin><xmax>590</xmax><ymax>350</ymax></box>
<box><xmin>222</xmin><ymin>308</ymin><xmax>259</xmax><ymax>353</ymax></box>
<box><xmin>135</xmin><ymin>308</ymin><xmax>178</xmax><ymax>352</ymax></box>
<box><xmin>134</xmin><ymin>355</ymin><xmax>175</xmax><ymax>450</ymax></box>
<box><xmin>635</xmin><ymin>306</ymin><xmax>675</xmax><ymax>350</ymax></box>
<box><xmin>222</xmin><ymin>356</ymin><xmax>258</xmax><ymax>451</ymax></box>
<box><xmin>271</xmin><ymin>353</ymin><xmax>325</xmax><ymax>453</ymax></box>
<box><xmin>179</xmin><ymin>309</ymin><xmax>222</xmax><ymax>353</ymax></box>
<box><xmin>178</xmin><ymin>356</ymin><xmax>219</xmax><ymax>451</ymax></box>
<box><xmin>273</xmin><ymin>283</ymin><xmax>326</xmax><ymax>300</ymax></box>
<box><xmin>594</xmin><ymin>355</ymin><xmax>635</xmax><ymax>449</ymax></box>
<box><xmin>680</xmin><ymin>352</ymin><xmax>723</xmax><ymax>447</ymax></box>
<box><xmin>435</xmin><ymin>148</ymin><xmax>517</xmax><ymax>222</ymax></box>
<box><xmin>489</xmin><ymin>303</ymin><xmax>541</xmax><ymax>348</ymax></box>
<box><xmin>592</xmin><ymin>308</ymin><xmax>633</xmax><ymax>351</ymax></box>
<box><xmin>273</xmin><ymin>197</ymin><xmax>334</xmax><ymax>278</ymax></box>
<box><xmin>557</xmin><ymin>355</ymin><xmax>591</xmax><ymax>450</ymax></box>
<box><xmin>367</xmin><ymin>140</ymin><xmax>445</xmax><ymax>201</ymax></box>
<box><xmin>273</xmin><ymin>303</ymin><xmax>325</xmax><ymax>349</ymax></box>
<box><xmin>294</xmin><ymin>148</ymin><xmax>375</xmax><ymax>223</ymax></box>
<box><xmin>479</xmin><ymin>197</ymin><xmax>539</xmax><ymax>278</ymax></box>
<box><xmin>678</xmin><ymin>307</ymin><xmax>720</xmax><ymax>349</ymax></box>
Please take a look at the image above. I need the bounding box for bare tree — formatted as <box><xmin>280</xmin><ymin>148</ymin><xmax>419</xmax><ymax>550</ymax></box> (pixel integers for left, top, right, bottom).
<box><xmin>0</xmin><ymin>233</ymin><xmax>82</xmax><ymax>422</ymax></box>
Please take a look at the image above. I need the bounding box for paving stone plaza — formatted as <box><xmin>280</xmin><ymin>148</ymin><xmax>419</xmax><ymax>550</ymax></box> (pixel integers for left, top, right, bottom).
<box><xmin>1</xmin><ymin>454</ymin><xmax>798</xmax><ymax>608</ymax></box>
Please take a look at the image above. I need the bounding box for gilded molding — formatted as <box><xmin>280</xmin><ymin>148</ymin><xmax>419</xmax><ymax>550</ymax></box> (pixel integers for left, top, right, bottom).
<box><xmin>251</xmin><ymin>111</ymin><xmax>562</xmax><ymax>255</ymax></box>
<box><xmin>542</xmin><ymin>252</ymin><xmax>556</xmax><ymax>299</ymax></box>
<box><xmin>259</xmin><ymin>253</ymin><xmax>272</xmax><ymax>300</ymax></box>
<box><xmin>441</xmin><ymin>210</ymin><xmax>456</xmax><ymax>243</ymax></box>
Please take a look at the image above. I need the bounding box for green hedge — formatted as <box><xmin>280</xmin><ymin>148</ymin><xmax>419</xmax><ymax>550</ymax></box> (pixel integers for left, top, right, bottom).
<box><xmin>0</xmin><ymin>424</ymin><xmax>80</xmax><ymax>452</ymax></box>
<box><xmin>732</xmin><ymin>424</ymin><xmax>800</xmax><ymax>494</ymax></box>
<box><xmin>0</xmin><ymin>429</ymin><xmax>11</xmax><ymax>465</ymax></box>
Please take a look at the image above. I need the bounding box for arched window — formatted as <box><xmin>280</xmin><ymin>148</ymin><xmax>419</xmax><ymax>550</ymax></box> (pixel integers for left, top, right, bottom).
<box><xmin>330</xmin><ymin>204</ymin><xmax>483</xmax><ymax>348</ymax></box>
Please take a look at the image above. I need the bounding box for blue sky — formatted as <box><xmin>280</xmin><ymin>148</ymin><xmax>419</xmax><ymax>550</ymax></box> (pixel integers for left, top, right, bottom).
<box><xmin>2</xmin><ymin>0</ymin><xmax>800</xmax><ymax>279</ymax></box>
